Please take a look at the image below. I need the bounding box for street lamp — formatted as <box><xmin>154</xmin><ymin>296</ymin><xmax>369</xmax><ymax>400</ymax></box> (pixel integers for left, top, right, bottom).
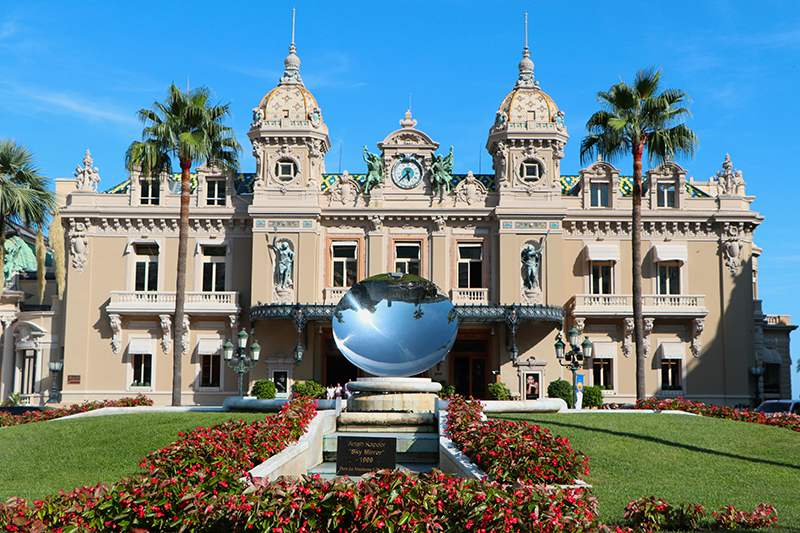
<box><xmin>749</xmin><ymin>365</ymin><xmax>765</xmax><ymax>407</ymax></box>
<box><xmin>554</xmin><ymin>326</ymin><xmax>593</xmax><ymax>409</ymax></box>
<box><xmin>48</xmin><ymin>361</ymin><xmax>63</xmax><ymax>403</ymax></box>
<box><xmin>223</xmin><ymin>328</ymin><xmax>261</xmax><ymax>397</ymax></box>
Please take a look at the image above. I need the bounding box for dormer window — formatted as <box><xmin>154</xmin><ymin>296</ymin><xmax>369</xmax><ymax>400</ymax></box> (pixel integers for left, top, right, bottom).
<box><xmin>590</xmin><ymin>182</ymin><xmax>609</xmax><ymax>207</ymax></box>
<box><xmin>657</xmin><ymin>183</ymin><xmax>676</xmax><ymax>207</ymax></box>
<box><xmin>276</xmin><ymin>160</ymin><xmax>297</xmax><ymax>182</ymax></box>
<box><xmin>206</xmin><ymin>178</ymin><xmax>226</xmax><ymax>206</ymax></box>
<box><xmin>140</xmin><ymin>178</ymin><xmax>160</xmax><ymax>205</ymax></box>
<box><xmin>520</xmin><ymin>160</ymin><xmax>543</xmax><ymax>182</ymax></box>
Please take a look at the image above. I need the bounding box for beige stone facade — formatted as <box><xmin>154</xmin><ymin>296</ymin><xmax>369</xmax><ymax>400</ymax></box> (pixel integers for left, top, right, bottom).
<box><xmin>3</xmin><ymin>42</ymin><xmax>794</xmax><ymax>407</ymax></box>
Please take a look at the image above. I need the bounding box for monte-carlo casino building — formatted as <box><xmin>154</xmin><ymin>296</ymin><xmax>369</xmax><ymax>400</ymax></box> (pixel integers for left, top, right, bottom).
<box><xmin>2</xmin><ymin>40</ymin><xmax>794</xmax><ymax>407</ymax></box>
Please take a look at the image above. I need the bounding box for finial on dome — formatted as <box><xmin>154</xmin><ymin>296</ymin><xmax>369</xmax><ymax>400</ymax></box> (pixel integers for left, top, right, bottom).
<box><xmin>515</xmin><ymin>12</ymin><xmax>538</xmax><ymax>89</ymax></box>
<box><xmin>400</xmin><ymin>110</ymin><xmax>417</xmax><ymax>129</ymax></box>
<box><xmin>279</xmin><ymin>8</ymin><xmax>303</xmax><ymax>86</ymax></box>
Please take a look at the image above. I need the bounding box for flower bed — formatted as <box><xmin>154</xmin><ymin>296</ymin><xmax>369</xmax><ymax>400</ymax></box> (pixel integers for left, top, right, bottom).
<box><xmin>1</xmin><ymin>470</ymin><xmax>603</xmax><ymax>533</ymax></box>
<box><xmin>446</xmin><ymin>395</ymin><xmax>589</xmax><ymax>485</ymax></box>
<box><xmin>623</xmin><ymin>496</ymin><xmax>777</xmax><ymax>531</ymax></box>
<box><xmin>635</xmin><ymin>397</ymin><xmax>800</xmax><ymax>432</ymax></box>
<box><xmin>0</xmin><ymin>395</ymin><xmax>154</xmax><ymax>427</ymax></box>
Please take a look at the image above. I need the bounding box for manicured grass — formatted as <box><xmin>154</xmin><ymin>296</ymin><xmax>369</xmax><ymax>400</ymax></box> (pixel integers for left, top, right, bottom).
<box><xmin>494</xmin><ymin>412</ymin><xmax>800</xmax><ymax>531</ymax></box>
<box><xmin>0</xmin><ymin>412</ymin><xmax>265</xmax><ymax>502</ymax></box>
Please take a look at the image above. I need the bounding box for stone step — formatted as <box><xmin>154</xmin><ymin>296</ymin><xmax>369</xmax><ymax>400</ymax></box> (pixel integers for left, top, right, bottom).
<box><xmin>308</xmin><ymin>461</ymin><xmax>439</xmax><ymax>481</ymax></box>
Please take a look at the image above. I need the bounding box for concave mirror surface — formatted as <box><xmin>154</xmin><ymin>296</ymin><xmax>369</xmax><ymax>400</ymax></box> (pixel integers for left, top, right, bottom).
<box><xmin>332</xmin><ymin>273</ymin><xmax>458</xmax><ymax>377</ymax></box>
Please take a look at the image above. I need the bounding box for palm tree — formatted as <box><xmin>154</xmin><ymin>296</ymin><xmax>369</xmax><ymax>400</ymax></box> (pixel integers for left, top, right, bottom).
<box><xmin>126</xmin><ymin>84</ymin><xmax>240</xmax><ymax>406</ymax></box>
<box><xmin>580</xmin><ymin>68</ymin><xmax>697</xmax><ymax>401</ymax></box>
<box><xmin>0</xmin><ymin>139</ymin><xmax>56</xmax><ymax>278</ymax></box>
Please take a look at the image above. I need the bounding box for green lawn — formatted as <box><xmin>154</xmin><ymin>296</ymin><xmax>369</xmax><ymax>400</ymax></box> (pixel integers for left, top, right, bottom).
<box><xmin>494</xmin><ymin>412</ymin><xmax>800</xmax><ymax>532</ymax></box>
<box><xmin>0</xmin><ymin>412</ymin><xmax>265</xmax><ymax>502</ymax></box>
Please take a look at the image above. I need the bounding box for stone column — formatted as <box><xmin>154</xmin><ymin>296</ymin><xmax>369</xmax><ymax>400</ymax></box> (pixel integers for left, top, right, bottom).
<box><xmin>0</xmin><ymin>316</ymin><xmax>16</xmax><ymax>399</ymax></box>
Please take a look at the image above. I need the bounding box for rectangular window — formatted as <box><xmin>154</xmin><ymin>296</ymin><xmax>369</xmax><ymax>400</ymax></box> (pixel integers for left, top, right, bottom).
<box><xmin>332</xmin><ymin>243</ymin><xmax>358</xmax><ymax>287</ymax></box>
<box><xmin>132</xmin><ymin>353</ymin><xmax>152</xmax><ymax>386</ymax></box>
<box><xmin>590</xmin><ymin>183</ymin><xmax>609</xmax><ymax>207</ymax></box>
<box><xmin>592</xmin><ymin>359</ymin><xmax>613</xmax><ymax>389</ymax></box>
<box><xmin>200</xmin><ymin>352</ymin><xmax>220</xmax><ymax>387</ymax></box>
<box><xmin>457</xmin><ymin>244</ymin><xmax>483</xmax><ymax>288</ymax></box>
<box><xmin>661</xmin><ymin>359</ymin><xmax>682</xmax><ymax>390</ymax></box>
<box><xmin>202</xmin><ymin>246</ymin><xmax>226</xmax><ymax>292</ymax></box>
<box><xmin>140</xmin><ymin>178</ymin><xmax>160</xmax><ymax>205</ymax></box>
<box><xmin>763</xmin><ymin>363</ymin><xmax>780</xmax><ymax>394</ymax></box>
<box><xmin>658</xmin><ymin>264</ymin><xmax>680</xmax><ymax>295</ymax></box>
<box><xmin>134</xmin><ymin>243</ymin><xmax>159</xmax><ymax>292</ymax></box>
<box><xmin>395</xmin><ymin>243</ymin><xmax>420</xmax><ymax>275</ymax></box>
<box><xmin>657</xmin><ymin>183</ymin><xmax>676</xmax><ymax>208</ymax></box>
<box><xmin>591</xmin><ymin>263</ymin><xmax>613</xmax><ymax>294</ymax></box>
<box><xmin>206</xmin><ymin>178</ymin><xmax>226</xmax><ymax>206</ymax></box>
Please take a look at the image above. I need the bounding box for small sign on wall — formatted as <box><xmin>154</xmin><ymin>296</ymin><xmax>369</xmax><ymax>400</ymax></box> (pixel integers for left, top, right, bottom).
<box><xmin>67</xmin><ymin>375</ymin><xmax>80</xmax><ymax>385</ymax></box>
<box><xmin>523</xmin><ymin>372</ymin><xmax>540</xmax><ymax>400</ymax></box>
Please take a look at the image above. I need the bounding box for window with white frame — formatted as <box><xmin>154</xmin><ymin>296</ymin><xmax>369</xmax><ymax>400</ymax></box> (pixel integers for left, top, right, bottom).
<box><xmin>202</xmin><ymin>246</ymin><xmax>226</xmax><ymax>292</ymax></box>
<box><xmin>134</xmin><ymin>243</ymin><xmax>159</xmax><ymax>292</ymax></box>
<box><xmin>658</xmin><ymin>263</ymin><xmax>680</xmax><ymax>295</ymax></box>
<box><xmin>590</xmin><ymin>182</ymin><xmax>609</xmax><ymax>207</ymax></box>
<box><xmin>659</xmin><ymin>343</ymin><xmax>684</xmax><ymax>391</ymax></box>
<box><xmin>128</xmin><ymin>338</ymin><xmax>153</xmax><ymax>388</ymax></box>
<box><xmin>591</xmin><ymin>263</ymin><xmax>614</xmax><ymax>294</ymax></box>
<box><xmin>520</xmin><ymin>160</ymin><xmax>543</xmax><ymax>182</ymax></box>
<box><xmin>331</xmin><ymin>242</ymin><xmax>358</xmax><ymax>287</ymax></box>
<box><xmin>395</xmin><ymin>243</ymin><xmax>420</xmax><ymax>275</ymax></box>
<box><xmin>206</xmin><ymin>178</ymin><xmax>226</xmax><ymax>206</ymax></box>
<box><xmin>457</xmin><ymin>244</ymin><xmax>483</xmax><ymax>288</ymax></box>
<box><xmin>275</xmin><ymin>160</ymin><xmax>297</xmax><ymax>182</ymax></box>
<box><xmin>657</xmin><ymin>182</ymin><xmax>676</xmax><ymax>208</ymax></box>
<box><xmin>198</xmin><ymin>338</ymin><xmax>221</xmax><ymax>388</ymax></box>
<box><xmin>590</xmin><ymin>342</ymin><xmax>614</xmax><ymax>390</ymax></box>
<box><xmin>140</xmin><ymin>178</ymin><xmax>160</xmax><ymax>205</ymax></box>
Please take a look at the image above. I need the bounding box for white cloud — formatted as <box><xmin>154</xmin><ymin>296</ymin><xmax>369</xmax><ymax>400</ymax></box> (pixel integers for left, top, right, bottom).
<box><xmin>0</xmin><ymin>21</ymin><xmax>18</xmax><ymax>39</ymax></box>
<box><xmin>0</xmin><ymin>80</ymin><xmax>138</xmax><ymax>127</ymax></box>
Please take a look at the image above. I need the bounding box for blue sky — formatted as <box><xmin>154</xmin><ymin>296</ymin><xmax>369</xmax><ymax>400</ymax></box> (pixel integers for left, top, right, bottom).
<box><xmin>2</xmin><ymin>1</ymin><xmax>798</xmax><ymax>392</ymax></box>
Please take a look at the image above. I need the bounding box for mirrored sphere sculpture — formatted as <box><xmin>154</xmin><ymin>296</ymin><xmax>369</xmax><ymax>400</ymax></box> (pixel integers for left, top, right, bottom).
<box><xmin>332</xmin><ymin>273</ymin><xmax>458</xmax><ymax>377</ymax></box>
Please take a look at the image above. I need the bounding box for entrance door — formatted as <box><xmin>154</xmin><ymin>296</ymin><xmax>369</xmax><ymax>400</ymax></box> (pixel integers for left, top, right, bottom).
<box><xmin>450</xmin><ymin>335</ymin><xmax>489</xmax><ymax>399</ymax></box>
<box><xmin>323</xmin><ymin>335</ymin><xmax>360</xmax><ymax>388</ymax></box>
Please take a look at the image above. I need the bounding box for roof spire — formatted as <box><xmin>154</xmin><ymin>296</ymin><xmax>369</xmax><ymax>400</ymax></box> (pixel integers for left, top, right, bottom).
<box><xmin>280</xmin><ymin>8</ymin><xmax>303</xmax><ymax>86</ymax></box>
<box><xmin>515</xmin><ymin>12</ymin><xmax>538</xmax><ymax>89</ymax></box>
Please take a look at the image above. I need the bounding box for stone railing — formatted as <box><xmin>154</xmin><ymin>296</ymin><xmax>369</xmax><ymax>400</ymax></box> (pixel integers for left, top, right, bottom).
<box><xmin>107</xmin><ymin>291</ymin><xmax>239</xmax><ymax>315</ymax></box>
<box><xmin>450</xmin><ymin>288</ymin><xmax>489</xmax><ymax>305</ymax></box>
<box><xmin>570</xmin><ymin>294</ymin><xmax>707</xmax><ymax>317</ymax></box>
<box><xmin>323</xmin><ymin>287</ymin><xmax>348</xmax><ymax>304</ymax></box>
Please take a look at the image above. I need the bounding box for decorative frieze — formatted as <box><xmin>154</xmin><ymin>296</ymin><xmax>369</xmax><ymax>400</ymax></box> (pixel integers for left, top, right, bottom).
<box><xmin>108</xmin><ymin>314</ymin><xmax>121</xmax><ymax>354</ymax></box>
<box><xmin>159</xmin><ymin>315</ymin><xmax>172</xmax><ymax>354</ymax></box>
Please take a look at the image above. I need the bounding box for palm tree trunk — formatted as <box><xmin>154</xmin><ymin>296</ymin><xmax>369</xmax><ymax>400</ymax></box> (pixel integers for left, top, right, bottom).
<box><xmin>632</xmin><ymin>144</ymin><xmax>646</xmax><ymax>401</ymax></box>
<box><xmin>173</xmin><ymin>161</ymin><xmax>191</xmax><ymax>406</ymax></box>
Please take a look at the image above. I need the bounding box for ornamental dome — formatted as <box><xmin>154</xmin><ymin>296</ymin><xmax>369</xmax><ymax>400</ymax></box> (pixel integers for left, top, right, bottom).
<box><xmin>491</xmin><ymin>46</ymin><xmax>564</xmax><ymax>132</ymax></box>
<box><xmin>253</xmin><ymin>42</ymin><xmax>325</xmax><ymax>130</ymax></box>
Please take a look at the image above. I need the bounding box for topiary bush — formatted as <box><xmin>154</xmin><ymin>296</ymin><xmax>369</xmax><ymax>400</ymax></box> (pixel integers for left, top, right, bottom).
<box><xmin>488</xmin><ymin>382</ymin><xmax>512</xmax><ymax>401</ymax></box>
<box><xmin>291</xmin><ymin>379</ymin><xmax>326</xmax><ymax>399</ymax></box>
<box><xmin>582</xmin><ymin>385</ymin><xmax>604</xmax><ymax>409</ymax></box>
<box><xmin>250</xmin><ymin>379</ymin><xmax>276</xmax><ymax>399</ymax></box>
<box><xmin>548</xmin><ymin>378</ymin><xmax>574</xmax><ymax>408</ymax></box>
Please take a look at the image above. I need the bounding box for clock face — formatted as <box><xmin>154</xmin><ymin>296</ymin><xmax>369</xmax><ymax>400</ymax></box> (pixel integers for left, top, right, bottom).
<box><xmin>391</xmin><ymin>158</ymin><xmax>423</xmax><ymax>189</ymax></box>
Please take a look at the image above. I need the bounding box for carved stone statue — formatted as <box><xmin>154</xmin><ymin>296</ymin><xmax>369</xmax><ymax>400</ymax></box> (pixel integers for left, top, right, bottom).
<box><xmin>430</xmin><ymin>147</ymin><xmax>454</xmax><ymax>199</ymax></box>
<box><xmin>74</xmin><ymin>150</ymin><xmax>101</xmax><ymax>191</ymax></box>
<box><xmin>521</xmin><ymin>229</ymin><xmax>550</xmax><ymax>290</ymax></box>
<box><xmin>252</xmin><ymin>107</ymin><xmax>263</xmax><ymax>125</ymax></box>
<box><xmin>363</xmin><ymin>147</ymin><xmax>383</xmax><ymax>195</ymax></box>
<box><xmin>715</xmin><ymin>154</ymin><xmax>746</xmax><ymax>196</ymax></box>
<box><xmin>272</xmin><ymin>228</ymin><xmax>295</xmax><ymax>289</ymax></box>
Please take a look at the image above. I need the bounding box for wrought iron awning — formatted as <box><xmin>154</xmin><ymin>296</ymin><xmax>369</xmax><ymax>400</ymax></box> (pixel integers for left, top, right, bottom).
<box><xmin>249</xmin><ymin>302</ymin><xmax>564</xmax><ymax>325</ymax></box>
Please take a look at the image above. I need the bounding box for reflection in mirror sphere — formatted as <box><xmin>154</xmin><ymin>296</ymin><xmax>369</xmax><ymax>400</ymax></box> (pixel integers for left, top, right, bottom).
<box><xmin>332</xmin><ymin>273</ymin><xmax>458</xmax><ymax>377</ymax></box>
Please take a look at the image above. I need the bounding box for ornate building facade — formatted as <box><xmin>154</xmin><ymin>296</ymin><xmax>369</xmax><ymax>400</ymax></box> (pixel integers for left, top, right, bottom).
<box><xmin>4</xmin><ymin>40</ymin><xmax>793</xmax><ymax>407</ymax></box>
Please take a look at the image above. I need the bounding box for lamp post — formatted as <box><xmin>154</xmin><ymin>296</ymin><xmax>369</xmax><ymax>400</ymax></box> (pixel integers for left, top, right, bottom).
<box><xmin>223</xmin><ymin>328</ymin><xmax>262</xmax><ymax>397</ymax></box>
<box><xmin>749</xmin><ymin>365</ymin><xmax>765</xmax><ymax>407</ymax></box>
<box><xmin>48</xmin><ymin>361</ymin><xmax>63</xmax><ymax>403</ymax></box>
<box><xmin>554</xmin><ymin>326</ymin><xmax>593</xmax><ymax>409</ymax></box>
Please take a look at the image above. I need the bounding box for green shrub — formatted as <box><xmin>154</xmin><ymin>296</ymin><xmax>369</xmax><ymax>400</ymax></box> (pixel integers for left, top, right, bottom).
<box><xmin>582</xmin><ymin>385</ymin><xmax>604</xmax><ymax>409</ymax></box>
<box><xmin>291</xmin><ymin>379</ymin><xmax>326</xmax><ymax>399</ymax></box>
<box><xmin>436</xmin><ymin>380</ymin><xmax>455</xmax><ymax>399</ymax></box>
<box><xmin>488</xmin><ymin>382</ymin><xmax>512</xmax><ymax>401</ymax></box>
<box><xmin>250</xmin><ymin>379</ymin><xmax>276</xmax><ymax>399</ymax></box>
<box><xmin>548</xmin><ymin>378</ymin><xmax>574</xmax><ymax>408</ymax></box>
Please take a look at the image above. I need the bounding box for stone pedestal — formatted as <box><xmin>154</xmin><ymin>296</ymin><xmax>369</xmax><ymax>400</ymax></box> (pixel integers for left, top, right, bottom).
<box><xmin>340</xmin><ymin>377</ymin><xmax>441</xmax><ymax>432</ymax></box>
